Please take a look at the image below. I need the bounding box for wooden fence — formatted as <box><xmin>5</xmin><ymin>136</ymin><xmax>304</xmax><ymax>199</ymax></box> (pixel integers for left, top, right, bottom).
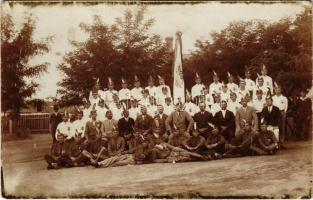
<box><xmin>1</xmin><ymin>113</ymin><xmax>50</xmax><ymax>134</ymax></box>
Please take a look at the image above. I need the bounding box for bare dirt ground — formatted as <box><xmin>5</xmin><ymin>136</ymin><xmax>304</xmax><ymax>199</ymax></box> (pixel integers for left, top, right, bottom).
<box><xmin>1</xmin><ymin>134</ymin><xmax>312</xmax><ymax>198</ymax></box>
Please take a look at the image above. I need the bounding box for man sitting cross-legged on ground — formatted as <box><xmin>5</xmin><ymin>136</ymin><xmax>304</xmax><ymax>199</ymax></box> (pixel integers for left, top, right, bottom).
<box><xmin>224</xmin><ymin>120</ymin><xmax>260</xmax><ymax>157</ymax></box>
<box><xmin>255</xmin><ymin>118</ymin><xmax>279</xmax><ymax>155</ymax></box>
<box><xmin>182</xmin><ymin>125</ymin><xmax>206</xmax><ymax>155</ymax></box>
<box><xmin>168</xmin><ymin>127</ymin><xmax>189</xmax><ymax>148</ymax></box>
<box><xmin>45</xmin><ymin>112</ymin><xmax>76</xmax><ymax>169</ymax></box>
<box><xmin>204</xmin><ymin>123</ymin><xmax>226</xmax><ymax>159</ymax></box>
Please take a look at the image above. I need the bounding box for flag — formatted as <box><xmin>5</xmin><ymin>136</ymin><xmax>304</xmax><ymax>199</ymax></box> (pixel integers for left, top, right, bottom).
<box><xmin>173</xmin><ymin>31</ymin><xmax>185</xmax><ymax>104</ymax></box>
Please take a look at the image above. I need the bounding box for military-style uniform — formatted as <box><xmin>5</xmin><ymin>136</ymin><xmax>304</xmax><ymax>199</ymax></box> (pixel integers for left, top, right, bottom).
<box><xmin>130</xmin><ymin>87</ymin><xmax>143</xmax><ymax>101</ymax></box>
<box><xmin>183</xmin><ymin>101</ymin><xmax>199</xmax><ymax>117</ymax></box>
<box><xmin>103</xmin><ymin>89</ymin><xmax>118</xmax><ymax>106</ymax></box>
<box><xmin>227</xmin><ymin>99</ymin><xmax>241</xmax><ymax>115</ymax></box>
<box><xmin>256</xmin><ymin>75</ymin><xmax>273</xmax><ymax>94</ymax></box>
<box><xmin>145</xmin><ymin>85</ymin><xmax>158</xmax><ymax>98</ymax></box>
<box><xmin>191</xmin><ymin>83</ymin><xmax>205</xmax><ymax>103</ymax></box>
<box><xmin>209</xmin><ymin>82</ymin><xmax>222</xmax><ymax>96</ymax></box>
<box><xmin>119</xmin><ymin>88</ymin><xmax>131</xmax><ymax>105</ymax></box>
<box><xmin>245</xmin><ymin>78</ymin><xmax>256</xmax><ymax>94</ymax></box>
<box><xmin>227</xmin><ymin>82</ymin><xmax>239</xmax><ymax>93</ymax></box>
<box><xmin>95</xmin><ymin>106</ymin><xmax>108</xmax><ymax>122</ymax></box>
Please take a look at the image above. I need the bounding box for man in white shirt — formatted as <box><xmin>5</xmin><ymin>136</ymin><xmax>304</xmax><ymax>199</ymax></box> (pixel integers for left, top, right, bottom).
<box><xmin>147</xmin><ymin>96</ymin><xmax>158</xmax><ymax>117</ymax></box>
<box><xmin>89</xmin><ymin>90</ymin><xmax>101</xmax><ymax>107</ymax></box>
<box><xmin>72</xmin><ymin>110</ymin><xmax>86</xmax><ymax>139</ymax></box>
<box><xmin>128</xmin><ymin>99</ymin><xmax>140</xmax><ymax>120</ymax></box>
<box><xmin>220</xmin><ymin>82</ymin><xmax>230</xmax><ymax>102</ymax></box>
<box><xmin>253</xmin><ymin>76</ymin><xmax>270</xmax><ymax>99</ymax></box>
<box><xmin>82</xmin><ymin>98</ymin><xmax>92</xmax><ymax>123</ymax></box>
<box><xmin>88</xmin><ymin>78</ymin><xmax>104</xmax><ymax>104</ymax></box>
<box><xmin>253</xmin><ymin>89</ymin><xmax>266</xmax><ymax>120</ymax></box>
<box><xmin>227</xmin><ymin>92</ymin><xmax>241</xmax><ymax>115</ymax></box>
<box><xmin>209</xmin><ymin>71</ymin><xmax>222</xmax><ymax>95</ymax></box>
<box><xmin>210</xmin><ymin>93</ymin><xmax>222</xmax><ymax>116</ymax></box>
<box><xmin>130</xmin><ymin>75</ymin><xmax>143</xmax><ymax>101</ymax></box>
<box><xmin>118</xmin><ymin>78</ymin><xmax>131</xmax><ymax>109</ymax></box>
<box><xmin>227</xmin><ymin>72</ymin><xmax>239</xmax><ymax>93</ymax></box>
<box><xmin>237</xmin><ymin>77</ymin><xmax>250</xmax><ymax>101</ymax></box>
<box><xmin>184</xmin><ymin>90</ymin><xmax>199</xmax><ymax>117</ymax></box>
<box><xmin>203</xmin><ymin>87</ymin><xmax>214</xmax><ymax>112</ymax></box>
<box><xmin>110</xmin><ymin>101</ymin><xmax>124</xmax><ymax>121</ymax></box>
<box><xmin>272</xmin><ymin>83</ymin><xmax>288</xmax><ymax>145</ymax></box>
<box><xmin>95</xmin><ymin>99</ymin><xmax>108</xmax><ymax>122</ymax></box>
<box><xmin>145</xmin><ymin>75</ymin><xmax>157</xmax><ymax>98</ymax></box>
<box><xmin>56</xmin><ymin>112</ymin><xmax>74</xmax><ymax>142</ymax></box>
<box><xmin>157</xmin><ymin>75</ymin><xmax>171</xmax><ymax>99</ymax></box>
<box><xmin>256</xmin><ymin>64</ymin><xmax>273</xmax><ymax>94</ymax></box>
<box><xmin>244</xmin><ymin>68</ymin><xmax>255</xmax><ymax>97</ymax></box>
<box><xmin>139</xmin><ymin>89</ymin><xmax>150</xmax><ymax>107</ymax></box>
<box><xmin>103</xmin><ymin>77</ymin><xmax>118</xmax><ymax>106</ymax></box>
<box><xmin>191</xmin><ymin>72</ymin><xmax>205</xmax><ymax>104</ymax></box>
<box><xmin>163</xmin><ymin>97</ymin><xmax>174</xmax><ymax>116</ymax></box>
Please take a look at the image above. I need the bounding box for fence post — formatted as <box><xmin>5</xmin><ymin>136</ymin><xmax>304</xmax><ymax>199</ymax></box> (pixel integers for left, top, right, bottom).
<box><xmin>9</xmin><ymin>120</ymin><xmax>12</xmax><ymax>134</ymax></box>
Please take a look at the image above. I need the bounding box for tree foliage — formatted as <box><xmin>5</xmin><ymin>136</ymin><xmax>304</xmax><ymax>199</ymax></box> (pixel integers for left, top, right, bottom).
<box><xmin>1</xmin><ymin>13</ymin><xmax>51</xmax><ymax>117</ymax></box>
<box><xmin>58</xmin><ymin>7</ymin><xmax>173</xmax><ymax>106</ymax></box>
<box><xmin>184</xmin><ymin>6</ymin><xmax>312</xmax><ymax>96</ymax></box>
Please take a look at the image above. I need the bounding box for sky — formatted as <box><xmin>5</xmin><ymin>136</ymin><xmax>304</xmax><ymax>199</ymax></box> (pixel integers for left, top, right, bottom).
<box><xmin>2</xmin><ymin>2</ymin><xmax>308</xmax><ymax>99</ymax></box>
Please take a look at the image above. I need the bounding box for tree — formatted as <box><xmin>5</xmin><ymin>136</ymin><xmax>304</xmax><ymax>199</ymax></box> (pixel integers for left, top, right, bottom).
<box><xmin>1</xmin><ymin>13</ymin><xmax>52</xmax><ymax>118</ymax></box>
<box><xmin>58</xmin><ymin>6</ymin><xmax>173</xmax><ymax>106</ymax></box>
<box><xmin>184</xmin><ymin>6</ymin><xmax>311</xmax><ymax>96</ymax></box>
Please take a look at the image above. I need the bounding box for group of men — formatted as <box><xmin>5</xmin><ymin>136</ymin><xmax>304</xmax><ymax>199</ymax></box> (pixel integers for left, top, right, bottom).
<box><xmin>46</xmin><ymin>64</ymin><xmax>311</xmax><ymax>169</ymax></box>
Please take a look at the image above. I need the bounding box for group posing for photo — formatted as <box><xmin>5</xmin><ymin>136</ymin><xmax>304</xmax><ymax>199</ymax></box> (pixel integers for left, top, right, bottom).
<box><xmin>45</xmin><ymin>64</ymin><xmax>311</xmax><ymax>169</ymax></box>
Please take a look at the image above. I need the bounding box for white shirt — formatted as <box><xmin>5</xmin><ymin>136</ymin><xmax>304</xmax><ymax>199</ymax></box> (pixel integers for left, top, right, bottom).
<box><xmin>253</xmin><ymin>84</ymin><xmax>269</xmax><ymax>99</ymax></box>
<box><xmin>130</xmin><ymin>87</ymin><xmax>143</xmax><ymax>101</ymax></box>
<box><xmin>147</xmin><ymin>104</ymin><xmax>158</xmax><ymax>117</ymax></box>
<box><xmin>209</xmin><ymin>82</ymin><xmax>222</xmax><ymax>95</ymax></box>
<box><xmin>163</xmin><ymin>104</ymin><xmax>174</xmax><ymax>116</ymax></box>
<box><xmin>256</xmin><ymin>75</ymin><xmax>273</xmax><ymax>94</ymax></box>
<box><xmin>129</xmin><ymin>107</ymin><xmax>140</xmax><ymax>120</ymax></box>
<box><xmin>82</xmin><ymin>107</ymin><xmax>92</xmax><ymax>123</ymax></box>
<box><xmin>118</xmin><ymin>88</ymin><xmax>131</xmax><ymax>101</ymax></box>
<box><xmin>191</xmin><ymin>84</ymin><xmax>205</xmax><ymax>98</ymax></box>
<box><xmin>110</xmin><ymin>105</ymin><xmax>123</xmax><ymax>121</ymax></box>
<box><xmin>227</xmin><ymin>83</ymin><xmax>239</xmax><ymax>93</ymax></box>
<box><xmin>103</xmin><ymin>90</ymin><xmax>118</xmax><ymax>105</ymax></box>
<box><xmin>145</xmin><ymin>86</ymin><xmax>158</xmax><ymax>97</ymax></box>
<box><xmin>138</xmin><ymin>97</ymin><xmax>150</xmax><ymax>107</ymax></box>
<box><xmin>56</xmin><ymin>121</ymin><xmax>73</xmax><ymax>140</ymax></box>
<box><xmin>220</xmin><ymin>91</ymin><xmax>230</xmax><ymax>102</ymax></box>
<box><xmin>72</xmin><ymin>119</ymin><xmax>86</xmax><ymax>138</ymax></box>
<box><xmin>96</xmin><ymin>106</ymin><xmax>108</xmax><ymax>122</ymax></box>
<box><xmin>253</xmin><ymin>98</ymin><xmax>266</xmax><ymax>113</ymax></box>
<box><xmin>89</xmin><ymin>90</ymin><xmax>104</xmax><ymax>104</ymax></box>
<box><xmin>89</xmin><ymin>96</ymin><xmax>100</xmax><ymax>107</ymax></box>
<box><xmin>157</xmin><ymin>85</ymin><xmax>171</xmax><ymax>97</ymax></box>
<box><xmin>211</xmin><ymin>103</ymin><xmax>221</xmax><ymax>116</ymax></box>
<box><xmin>245</xmin><ymin>78</ymin><xmax>256</xmax><ymax>92</ymax></box>
<box><xmin>183</xmin><ymin>101</ymin><xmax>199</xmax><ymax>117</ymax></box>
<box><xmin>204</xmin><ymin>93</ymin><xmax>214</xmax><ymax>107</ymax></box>
<box><xmin>221</xmin><ymin>109</ymin><xmax>227</xmax><ymax>118</ymax></box>
<box><xmin>272</xmin><ymin>94</ymin><xmax>288</xmax><ymax>112</ymax></box>
<box><xmin>237</xmin><ymin>88</ymin><xmax>250</xmax><ymax>101</ymax></box>
<box><xmin>227</xmin><ymin>100</ymin><xmax>241</xmax><ymax>115</ymax></box>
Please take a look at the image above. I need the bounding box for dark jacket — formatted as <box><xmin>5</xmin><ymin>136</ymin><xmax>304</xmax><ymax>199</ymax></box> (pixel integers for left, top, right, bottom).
<box><xmin>261</xmin><ymin>106</ymin><xmax>281</xmax><ymax>127</ymax></box>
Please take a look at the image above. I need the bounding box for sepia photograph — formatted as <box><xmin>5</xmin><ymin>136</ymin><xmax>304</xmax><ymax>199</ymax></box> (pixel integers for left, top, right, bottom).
<box><xmin>1</xmin><ymin>1</ymin><xmax>312</xmax><ymax>198</ymax></box>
